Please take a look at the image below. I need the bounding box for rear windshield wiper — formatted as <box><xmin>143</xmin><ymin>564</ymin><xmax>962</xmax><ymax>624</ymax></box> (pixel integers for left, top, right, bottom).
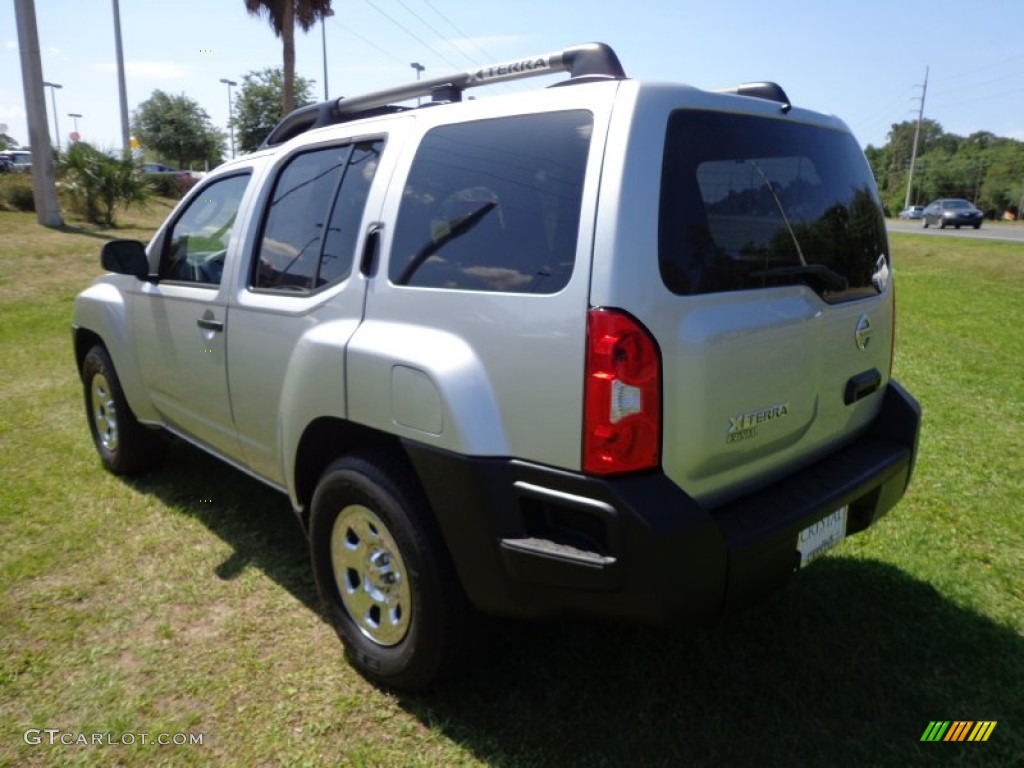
<box><xmin>743</xmin><ymin>159</ymin><xmax>805</xmax><ymax>266</ymax></box>
<box><xmin>749</xmin><ymin>263</ymin><xmax>849</xmax><ymax>293</ymax></box>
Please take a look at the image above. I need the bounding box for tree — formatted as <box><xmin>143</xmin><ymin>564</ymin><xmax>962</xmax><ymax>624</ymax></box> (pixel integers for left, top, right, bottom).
<box><xmin>866</xmin><ymin>121</ymin><xmax>1024</xmax><ymax>217</ymax></box>
<box><xmin>132</xmin><ymin>90</ymin><xmax>225</xmax><ymax>169</ymax></box>
<box><xmin>59</xmin><ymin>141</ymin><xmax>148</xmax><ymax>227</ymax></box>
<box><xmin>0</xmin><ymin>133</ymin><xmax>18</xmax><ymax>151</ymax></box>
<box><xmin>244</xmin><ymin>0</ymin><xmax>332</xmax><ymax>116</ymax></box>
<box><xmin>234</xmin><ymin>67</ymin><xmax>315</xmax><ymax>153</ymax></box>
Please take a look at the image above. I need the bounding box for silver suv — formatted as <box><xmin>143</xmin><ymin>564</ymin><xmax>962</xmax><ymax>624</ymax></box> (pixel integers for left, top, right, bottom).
<box><xmin>72</xmin><ymin>43</ymin><xmax>920</xmax><ymax>690</ymax></box>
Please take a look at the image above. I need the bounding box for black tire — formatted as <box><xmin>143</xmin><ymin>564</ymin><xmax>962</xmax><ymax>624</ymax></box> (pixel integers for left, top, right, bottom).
<box><xmin>309</xmin><ymin>452</ymin><xmax>470</xmax><ymax>691</ymax></box>
<box><xmin>974</xmin><ymin>223</ymin><xmax>981</xmax><ymax>230</ymax></box>
<box><xmin>922</xmin><ymin>219</ymin><xmax>929</xmax><ymax>228</ymax></box>
<box><xmin>938</xmin><ymin>220</ymin><xmax>946</xmax><ymax>229</ymax></box>
<box><xmin>81</xmin><ymin>345</ymin><xmax>166</xmax><ymax>474</ymax></box>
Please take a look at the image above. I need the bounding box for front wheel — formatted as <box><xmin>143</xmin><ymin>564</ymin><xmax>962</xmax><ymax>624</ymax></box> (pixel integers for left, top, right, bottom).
<box><xmin>81</xmin><ymin>345</ymin><xmax>166</xmax><ymax>474</ymax></box>
<box><xmin>309</xmin><ymin>453</ymin><xmax>471</xmax><ymax>690</ymax></box>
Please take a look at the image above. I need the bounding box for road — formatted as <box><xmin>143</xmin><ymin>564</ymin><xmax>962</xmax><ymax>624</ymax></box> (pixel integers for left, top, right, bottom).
<box><xmin>887</xmin><ymin>219</ymin><xmax>1024</xmax><ymax>244</ymax></box>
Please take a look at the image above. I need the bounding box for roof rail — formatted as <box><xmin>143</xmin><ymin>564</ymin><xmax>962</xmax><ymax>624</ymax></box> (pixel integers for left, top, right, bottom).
<box><xmin>260</xmin><ymin>42</ymin><xmax>625</xmax><ymax>148</ymax></box>
<box><xmin>715</xmin><ymin>82</ymin><xmax>792</xmax><ymax>112</ymax></box>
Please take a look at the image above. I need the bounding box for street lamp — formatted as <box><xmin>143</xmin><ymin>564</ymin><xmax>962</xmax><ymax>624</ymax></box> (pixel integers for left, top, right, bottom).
<box><xmin>68</xmin><ymin>113</ymin><xmax>82</xmax><ymax>142</ymax></box>
<box><xmin>42</xmin><ymin>81</ymin><xmax>62</xmax><ymax>152</ymax></box>
<box><xmin>321</xmin><ymin>9</ymin><xmax>335</xmax><ymax>100</ymax></box>
<box><xmin>220</xmin><ymin>78</ymin><xmax>237</xmax><ymax>159</ymax></box>
<box><xmin>410</xmin><ymin>62</ymin><xmax>425</xmax><ymax>104</ymax></box>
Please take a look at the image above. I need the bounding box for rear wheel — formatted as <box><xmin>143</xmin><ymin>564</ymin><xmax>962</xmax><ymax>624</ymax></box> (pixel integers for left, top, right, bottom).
<box><xmin>922</xmin><ymin>219</ymin><xmax>929</xmax><ymax>228</ymax></box>
<box><xmin>81</xmin><ymin>345</ymin><xmax>166</xmax><ymax>474</ymax></box>
<box><xmin>309</xmin><ymin>452</ymin><xmax>471</xmax><ymax>691</ymax></box>
<box><xmin>974</xmin><ymin>223</ymin><xmax>981</xmax><ymax>230</ymax></box>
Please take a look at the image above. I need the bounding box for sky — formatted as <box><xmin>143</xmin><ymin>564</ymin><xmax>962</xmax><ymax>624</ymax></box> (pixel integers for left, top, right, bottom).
<box><xmin>2</xmin><ymin>0</ymin><xmax>1022</xmax><ymax>160</ymax></box>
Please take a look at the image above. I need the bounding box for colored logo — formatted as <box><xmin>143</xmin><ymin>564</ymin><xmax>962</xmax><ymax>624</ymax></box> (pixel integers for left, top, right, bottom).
<box><xmin>920</xmin><ymin>721</ymin><xmax>997</xmax><ymax>742</ymax></box>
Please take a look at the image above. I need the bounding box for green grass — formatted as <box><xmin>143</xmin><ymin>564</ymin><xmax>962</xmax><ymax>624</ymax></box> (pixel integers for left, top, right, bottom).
<box><xmin>1</xmin><ymin>213</ymin><xmax>1021</xmax><ymax>767</ymax></box>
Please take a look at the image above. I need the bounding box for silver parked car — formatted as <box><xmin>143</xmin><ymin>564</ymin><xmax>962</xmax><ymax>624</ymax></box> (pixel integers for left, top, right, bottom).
<box><xmin>72</xmin><ymin>43</ymin><xmax>920</xmax><ymax>690</ymax></box>
<box><xmin>922</xmin><ymin>198</ymin><xmax>983</xmax><ymax>229</ymax></box>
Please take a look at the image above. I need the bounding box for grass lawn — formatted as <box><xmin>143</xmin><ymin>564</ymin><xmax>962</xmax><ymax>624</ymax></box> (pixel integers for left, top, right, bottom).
<box><xmin>1</xmin><ymin>207</ymin><xmax>1021</xmax><ymax>767</ymax></box>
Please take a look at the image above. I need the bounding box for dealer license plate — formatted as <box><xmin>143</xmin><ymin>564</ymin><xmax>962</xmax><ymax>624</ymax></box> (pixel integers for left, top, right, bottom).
<box><xmin>797</xmin><ymin>506</ymin><xmax>848</xmax><ymax>567</ymax></box>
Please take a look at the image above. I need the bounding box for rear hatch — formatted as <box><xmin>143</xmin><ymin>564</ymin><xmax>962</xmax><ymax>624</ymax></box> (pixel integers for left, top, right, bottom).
<box><xmin>595</xmin><ymin>95</ymin><xmax>893</xmax><ymax>507</ymax></box>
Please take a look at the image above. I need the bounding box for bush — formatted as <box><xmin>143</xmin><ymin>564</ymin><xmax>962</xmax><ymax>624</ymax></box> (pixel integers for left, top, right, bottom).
<box><xmin>59</xmin><ymin>142</ymin><xmax>148</xmax><ymax>227</ymax></box>
<box><xmin>0</xmin><ymin>174</ymin><xmax>35</xmax><ymax>211</ymax></box>
<box><xmin>144</xmin><ymin>172</ymin><xmax>198</xmax><ymax>199</ymax></box>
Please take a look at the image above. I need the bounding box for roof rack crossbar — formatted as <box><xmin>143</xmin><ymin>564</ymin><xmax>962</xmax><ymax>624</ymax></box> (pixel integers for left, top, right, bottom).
<box><xmin>260</xmin><ymin>42</ymin><xmax>624</xmax><ymax>148</ymax></box>
<box><xmin>334</xmin><ymin>42</ymin><xmax>624</xmax><ymax>117</ymax></box>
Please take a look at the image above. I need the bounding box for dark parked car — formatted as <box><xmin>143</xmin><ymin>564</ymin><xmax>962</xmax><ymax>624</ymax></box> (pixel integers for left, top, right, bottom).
<box><xmin>922</xmin><ymin>198</ymin><xmax>983</xmax><ymax>229</ymax></box>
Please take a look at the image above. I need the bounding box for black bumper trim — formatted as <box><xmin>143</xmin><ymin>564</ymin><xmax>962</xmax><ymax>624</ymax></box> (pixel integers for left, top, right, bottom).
<box><xmin>403</xmin><ymin>380</ymin><xmax>920</xmax><ymax>624</ymax></box>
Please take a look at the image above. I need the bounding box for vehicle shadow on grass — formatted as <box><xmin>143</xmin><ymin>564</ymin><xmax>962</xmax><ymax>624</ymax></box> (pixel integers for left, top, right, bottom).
<box><xmin>123</xmin><ymin>439</ymin><xmax>319</xmax><ymax>611</ymax></box>
<box><xmin>123</xmin><ymin>442</ymin><xmax>1022</xmax><ymax>767</ymax></box>
<box><xmin>402</xmin><ymin>560</ymin><xmax>1024</xmax><ymax>767</ymax></box>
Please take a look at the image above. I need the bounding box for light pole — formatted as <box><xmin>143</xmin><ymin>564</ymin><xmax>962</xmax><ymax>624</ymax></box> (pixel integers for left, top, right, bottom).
<box><xmin>67</xmin><ymin>112</ymin><xmax>82</xmax><ymax>142</ymax></box>
<box><xmin>410</xmin><ymin>62</ymin><xmax>424</xmax><ymax>104</ymax></box>
<box><xmin>42</xmin><ymin>80</ymin><xmax>62</xmax><ymax>152</ymax></box>
<box><xmin>321</xmin><ymin>9</ymin><xmax>335</xmax><ymax>100</ymax></box>
<box><xmin>220</xmin><ymin>78</ymin><xmax>237</xmax><ymax>159</ymax></box>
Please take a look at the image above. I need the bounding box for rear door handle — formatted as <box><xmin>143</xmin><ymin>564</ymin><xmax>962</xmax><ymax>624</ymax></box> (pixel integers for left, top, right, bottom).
<box><xmin>844</xmin><ymin>368</ymin><xmax>881</xmax><ymax>405</ymax></box>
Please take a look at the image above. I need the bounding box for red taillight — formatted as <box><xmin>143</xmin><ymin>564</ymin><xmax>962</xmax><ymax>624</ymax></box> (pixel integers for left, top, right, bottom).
<box><xmin>583</xmin><ymin>308</ymin><xmax>661</xmax><ymax>474</ymax></box>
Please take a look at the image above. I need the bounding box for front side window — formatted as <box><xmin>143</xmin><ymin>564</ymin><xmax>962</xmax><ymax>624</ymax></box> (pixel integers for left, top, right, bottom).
<box><xmin>254</xmin><ymin>140</ymin><xmax>383</xmax><ymax>292</ymax></box>
<box><xmin>160</xmin><ymin>173</ymin><xmax>251</xmax><ymax>285</ymax></box>
<box><xmin>660</xmin><ymin>111</ymin><xmax>889</xmax><ymax>302</ymax></box>
<box><xmin>389</xmin><ymin>110</ymin><xmax>593</xmax><ymax>293</ymax></box>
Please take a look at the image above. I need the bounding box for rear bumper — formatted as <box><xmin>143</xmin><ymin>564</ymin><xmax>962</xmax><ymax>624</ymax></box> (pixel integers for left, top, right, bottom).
<box><xmin>404</xmin><ymin>380</ymin><xmax>921</xmax><ymax>624</ymax></box>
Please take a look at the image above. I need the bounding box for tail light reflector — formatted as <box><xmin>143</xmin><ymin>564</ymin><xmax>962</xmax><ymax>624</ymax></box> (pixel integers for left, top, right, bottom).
<box><xmin>583</xmin><ymin>308</ymin><xmax>661</xmax><ymax>474</ymax></box>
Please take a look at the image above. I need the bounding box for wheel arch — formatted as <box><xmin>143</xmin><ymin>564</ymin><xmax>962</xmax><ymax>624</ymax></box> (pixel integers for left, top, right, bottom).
<box><xmin>292</xmin><ymin>418</ymin><xmax>413</xmax><ymax>528</ymax></box>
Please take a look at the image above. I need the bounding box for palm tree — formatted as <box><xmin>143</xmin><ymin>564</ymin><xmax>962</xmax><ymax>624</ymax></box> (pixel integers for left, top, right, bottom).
<box><xmin>244</xmin><ymin>1</ymin><xmax>332</xmax><ymax>116</ymax></box>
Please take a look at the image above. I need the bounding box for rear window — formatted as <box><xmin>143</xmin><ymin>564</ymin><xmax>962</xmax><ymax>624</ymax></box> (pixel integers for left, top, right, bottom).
<box><xmin>659</xmin><ymin>110</ymin><xmax>889</xmax><ymax>302</ymax></box>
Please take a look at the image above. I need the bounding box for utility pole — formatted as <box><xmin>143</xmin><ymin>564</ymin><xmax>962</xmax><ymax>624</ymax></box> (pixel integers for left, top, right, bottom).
<box><xmin>42</xmin><ymin>81</ymin><xmax>61</xmax><ymax>153</ymax></box>
<box><xmin>13</xmin><ymin>0</ymin><xmax>63</xmax><ymax>227</ymax></box>
<box><xmin>219</xmin><ymin>78</ymin><xmax>236</xmax><ymax>158</ymax></box>
<box><xmin>112</xmin><ymin>0</ymin><xmax>131</xmax><ymax>158</ymax></box>
<box><xmin>904</xmin><ymin>66</ymin><xmax>929</xmax><ymax>211</ymax></box>
<box><xmin>321</xmin><ymin>9</ymin><xmax>335</xmax><ymax>100</ymax></box>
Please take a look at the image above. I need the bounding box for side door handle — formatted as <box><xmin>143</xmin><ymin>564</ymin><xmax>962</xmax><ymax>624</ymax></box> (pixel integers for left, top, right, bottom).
<box><xmin>197</xmin><ymin>310</ymin><xmax>224</xmax><ymax>332</ymax></box>
<box><xmin>360</xmin><ymin>222</ymin><xmax>383</xmax><ymax>277</ymax></box>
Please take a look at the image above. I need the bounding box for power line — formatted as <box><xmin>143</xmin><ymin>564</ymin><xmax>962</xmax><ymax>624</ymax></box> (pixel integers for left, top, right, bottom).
<box><xmin>419</xmin><ymin>0</ymin><xmax>499</xmax><ymax>63</ymax></box>
<box><xmin>361</xmin><ymin>0</ymin><xmax>464</xmax><ymax>71</ymax></box>
<box><xmin>394</xmin><ymin>0</ymin><xmax>479</xmax><ymax>70</ymax></box>
<box><xmin>335</xmin><ymin>18</ymin><xmax>409</xmax><ymax>67</ymax></box>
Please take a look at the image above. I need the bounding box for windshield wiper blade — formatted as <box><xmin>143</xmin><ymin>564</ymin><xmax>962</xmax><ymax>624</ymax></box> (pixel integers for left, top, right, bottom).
<box><xmin>749</xmin><ymin>263</ymin><xmax>848</xmax><ymax>292</ymax></box>
<box><xmin>743</xmin><ymin>159</ymin><xmax>806</xmax><ymax>266</ymax></box>
<box><xmin>395</xmin><ymin>201</ymin><xmax>497</xmax><ymax>285</ymax></box>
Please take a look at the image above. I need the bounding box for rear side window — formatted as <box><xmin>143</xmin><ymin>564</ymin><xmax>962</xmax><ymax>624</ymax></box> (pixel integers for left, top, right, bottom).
<box><xmin>659</xmin><ymin>111</ymin><xmax>889</xmax><ymax>302</ymax></box>
<box><xmin>254</xmin><ymin>140</ymin><xmax>383</xmax><ymax>292</ymax></box>
<box><xmin>389</xmin><ymin>110</ymin><xmax>592</xmax><ymax>293</ymax></box>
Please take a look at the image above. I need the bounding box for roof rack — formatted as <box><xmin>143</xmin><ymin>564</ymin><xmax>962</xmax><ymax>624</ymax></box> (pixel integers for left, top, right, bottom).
<box><xmin>260</xmin><ymin>42</ymin><xmax>626</xmax><ymax>148</ymax></box>
<box><xmin>715</xmin><ymin>82</ymin><xmax>792</xmax><ymax>112</ymax></box>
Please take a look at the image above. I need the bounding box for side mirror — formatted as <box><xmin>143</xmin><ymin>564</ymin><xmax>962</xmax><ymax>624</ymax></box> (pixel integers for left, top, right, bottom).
<box><xmin>100</xmin><ymin>239</ymin><xmax>151</xmax><ymax>279</ymax></box>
